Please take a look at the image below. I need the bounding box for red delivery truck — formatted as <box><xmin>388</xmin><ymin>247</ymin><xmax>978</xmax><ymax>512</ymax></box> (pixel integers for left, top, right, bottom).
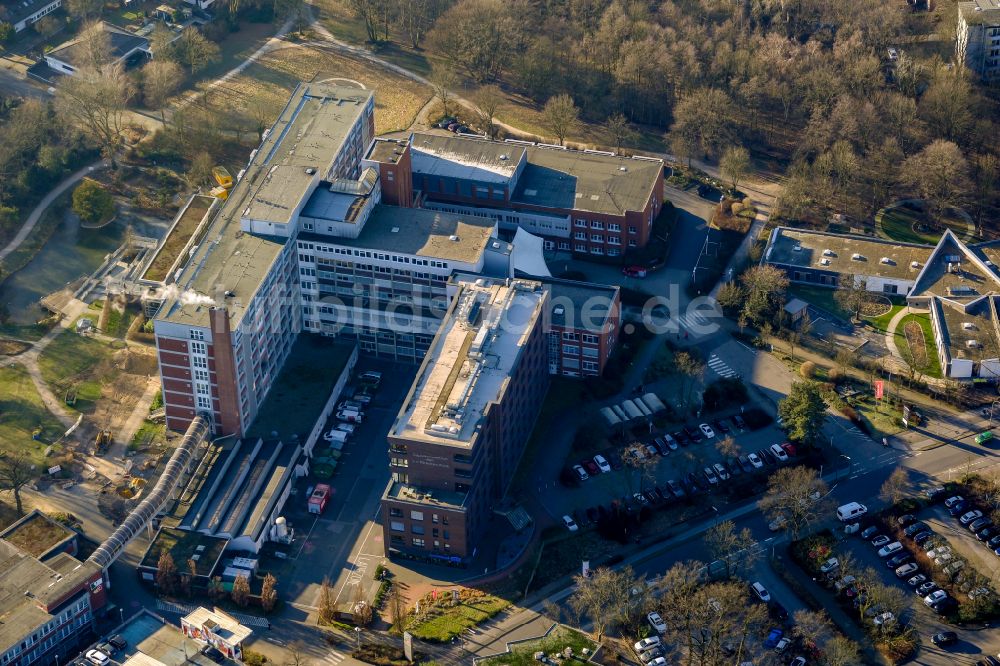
<box><xmin>308</xmin><ymin>484</ymin><xmax>331</xmax><ymax>514</ymax></box>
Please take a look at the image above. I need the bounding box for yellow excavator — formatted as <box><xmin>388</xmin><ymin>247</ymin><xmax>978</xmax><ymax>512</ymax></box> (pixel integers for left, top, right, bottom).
<box><xmin>210</xmin><ymin>166</ymin><xmax>234</xmax><ymax>200</ymax></box>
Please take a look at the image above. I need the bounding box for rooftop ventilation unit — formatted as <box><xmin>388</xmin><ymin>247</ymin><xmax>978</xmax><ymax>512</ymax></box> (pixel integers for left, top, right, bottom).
<box><xmin>910</xmin><ymin>261</ymin><xmax>921</xmax><ymax>269</ymax></box>
<box><xmin>449</xmin><ymin>235</ymin><xmax>459</xmax><ymax>241</ymax></box>
<box><xmin>880</xmin><ymin>257</ymin><xmax>893</xmax><ymax>265</ymax></box>
<box><xmin>963</xmin><ymin>322</ymin><xmax>977</xmax><ymax>330</ymax></box>
<box><xmin>554</xmin><ymin>305</ymin><xmax>565</xmax><ymax>316</ymax></box>
<box><xmin>823</xmin><ymin>249</ymin><xmax>835</xmax><ymax>257</ymax></box>
<box><xmin>967</xmin><ymin>340</ymin><xmax>982</xmax><ymax>348</ymax></box>
<box><xmin>792</xmin><ymin>245</ymin><xmax>802</xmax><ymax>252</ymax></box>
<box><xmin>852</xmin><ymin>253</ymin><xmax>864</xmax><ymax>261</ymax></box>
<box><xmin>819</xmin><ymin>258</ymin><xmax>831</xmax><ymax>266</ymax></box>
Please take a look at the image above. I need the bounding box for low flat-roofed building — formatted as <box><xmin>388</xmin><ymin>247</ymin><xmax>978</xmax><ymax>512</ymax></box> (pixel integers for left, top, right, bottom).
<box><xmin>929</xmin><ymin>295</ymin><xmax>1000</xmax><ymax>379</ymax></box>
<box><xmin>544</xmin><ymin>277</ymin><xmax>620</xmax><ymax>377</ymax></box>
<box><xmin>0</xmin><ymin>539</ymin><xmax>106</xmax><ymax>666</ymax></box>
<box><xmin>0</xmin><ymin>0</ymin><xmax>62</xmax><ymax>31</ymax></box>
<box><xmin>381</xmin><ymin>276</ymin><xmax>550</xmax><ymax>560</ymax></box>
<box><xmin>95</xmin><ymin>609</ymin><xmax>238</xmax><ymax>666</ymax></box>
<box><xmin>44</xmin><ymin>22</ymin><xmax>149</xmax><ymax>76</ymax></box>
<box><xmin>180</xmin><ymin>608</ymin><xmax>251</xmax><ymax>661</ymax></box>
<box><xmin>138</xmin><ymin>528</ymin><xmax>229</xmax><ymax>585</ymax></box>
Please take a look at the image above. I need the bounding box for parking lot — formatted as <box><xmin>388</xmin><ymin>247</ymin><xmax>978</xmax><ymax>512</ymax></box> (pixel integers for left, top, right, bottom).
<box><xmin>806</xmin><ymin>490</ymin><xmax>1000</xmax><ymax>665</ymax></box>
<box><xmin>549</xmin><ymin>408</ymin><xmax>812</xmax><ymax>526</ymax></box>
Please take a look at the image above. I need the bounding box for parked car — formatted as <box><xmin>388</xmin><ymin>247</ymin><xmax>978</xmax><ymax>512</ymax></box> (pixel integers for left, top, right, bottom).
<box><xmin>774</xmin><ymin>637</ymin><xmax>790</xmax><ymax>653</ymax></box>
<box><xmin>594</xmin><ymin>454</ymin><xmax>612</xmax><ymax>473</ymax></box>
<box><xmin>913</xmin><ymin>531</ymin><xmax>934</xmax><ymax>545</ymax></box>
<box><xmin>108</xmin><ymin>636</ymin><xmax>127</xmax><ymax>652</ymax></box>
<box><xmin>737</xmin><ymin>455</ymin><xmax>753</xmax><ymax>472</ymax></box>
<box><xmin>781</xmin><ymin>442</ymin><xmax>797</xmax><ymax>457</ymax></box>
<box><xmin>685</xmin><ymin>425</ymin><xmax>704</xmax><ymax>441</ymax></box>
<box><xmin>573</xmin><ymin>464</ymin><xmax>589</xmax><ymax>481</ymax></box>
<box><xmin>713</xmin><ymin>463</ymin><xmax>731</xmax><ymax>481</ymax></box>
<box><xmin>622</xmin><ymin>265</ymin><xmax>648</xmax><ymax>278</ymax></box>
<box><xmin>924</xmin><ymin>486</ymin><xmax>948</xmax><ymax>502</ymax></box>
<box><xmin>732</xmin><ymin>415</ymin><xmax>747</xmax><ymax>429</ymax></box>
<box><xmin>763</xmin><ymin>629</ymin><xmax>784</xmax><ymax>649</ymax></box>
<box><xmin>638</xmin><ymin>649</ymin><xmax>664</xmax><ymax>664</ymax></box>
<box><xmin>85</xmin><ymin>651</ymin><xmax>109</xmax><ymax>666</ymax></box>
<box><xmin>666</xmin><ymin>479</ymin><xmax>685</xmax><ymax>498</ymax></box>
<box><xmin>634</xmin><ymin>637</ymin><xmax>662</xmax><ymax>653</ymax></box>
<box><xmin>652</xmin><ymin>438</ymin><xmax>671</xmax><ymax>456</ymax></box>
<box><xmin>583</xmin><ymin>459</ymin><xmax>600</xmax><ymax>476</ymax></box>
<box><xmin>714</xmin><ymin>419</ymin><xmax>731</xmax><ymax>434</ymax></box>
<box><xmin>917</xmin><ymin>582</ymin><xmax>938</xmax><ymax>596</ymax></box>
<box><xmin>760</xmin><ymin>448</ymin><xmax>777</xmax><ymax>464</ymax></box>
<box><xmin>977</xmin><ymin>527</ymin><xmax>998</xmax><ymax>542</ymax></box>
<box><xmin>820</xmin><ymin>557</ymin><xmax>840</xmax><ymax>574</ymax></box>
<box><xmin>562</xmin><ymin>515</ymin><xmax>578</xmax><ymax>531</ymax></box>
<box><xmin>871</xmin><ymin>535</ymin><xmax>890</xmax><ymax>547</ymax></box>
<box><xmin>662</xmin><ymin>434</ymin><xmax>679</xmax><ymax>451</ymax></box>
<box><xmin>945</xmin><ymin>495</ymin><xmax>965</xmax><ymax>508</ymax></box>
<box><xmin>931</xmin><ymin>631</ymin><xmax>958</xmax><ymax>646</ymax></box>
<box><xmin>886</xmin><ymin>554</ymin><xmax>914</xmax><ymax>569</ymax></box>
<box><xmin>924</xmin><ymin>590</ymin><xmax>949</xmax><ymax>606</ymax></box>
<box><xmin>700</xmin><ymin>423</ymin><xmax>716</xmax><ymax>438</ymax></box>
<box><xmin>336</xmin><ymin>410</ymin><xmax>364</xmax><ymax>423</ymax></box>
<box><xmin>647</xmin><ymin>612</ymin><xmax>667</xmax><ymax>634</ymax></box>
<box><xmin>906</xmin><ymin>573</ymin><xmax>927</xmax><ymax>587</ymax></box>
<box><xmin>703</xmin><ymin>467</ymin><xmax>719</xmax><ymax>485</ymax></box>
<box><xmin>961</xmin><ymin>510</ymin><xmax>985</xmax><ymax>525</ymax></box>
<box><xmin>904</xmin><ymin>522</ymin><xmax>929</xmax><ymax>537</ymax></box>
<box><xmin>751</xmin><ymin>582</ymin><xmax>771</xmax><ymax>602</ymax></box>
<box><xmin>633</xmin><ymin>492</ymin><xmax>650</xmax><ymax>505</ymax></box>
<box><xmin>949</xmin><ymin>501</ymin><xmax>970</xmax><ymax>516</ymax></box>
<box><xmin>768</xmin><ymin>515</ymin><xmax>787</xmax><ymax>532</ymax></box>
<box><xmin>970</xmin><ymin>518</ymin><xmax>994</xmax><ymax>533</ymax></box>
<box><xmin>769</xmin><ymin>444</ymin><xmax>789</xmax><ymax>462</ymax></box>
<box><xmin>873</xmin><ymin>612</ymin><xmax>896</xmax><ymax>627</ymax></box>
<box><xmin>747</xmin><ymin>452</ymin><xmax>764</xmax><ymax>468</ymax></box>
<box><xmin>878</xmin><ymin>542</ymin><xmax>903</xmax><ymax>557</ymax></box>
<box><xmin>861</xmin><ymin>526</ymin><xmax>879</xmax><ymax>539</ymax></box>
<box><xmin>895</xmin><ymin>562</ymin><xmax>919</xmax><ymax>578</ymax></box>
<box><xmin>897</xmin><ymin>514</ymin><xmax>916</xmax><ymax>526</ymax></box>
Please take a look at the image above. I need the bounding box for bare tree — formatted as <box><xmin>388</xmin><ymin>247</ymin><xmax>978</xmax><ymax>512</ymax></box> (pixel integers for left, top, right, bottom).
<box><xmin>284</xmin><ymin>642</ymin><xmax>310</xmax><ymax>666</ymax></box>
<box><xmin>716</xmin><ymin>435</ymin><xmax>741</xmax><ymax>460</ymax></box>
<box><xmin>879</xmin><ymin>468</ymin><xmax>908</xmax><ymax>505</ymax></box>
<box><xmin>387</xmin><ymin>583</ymin><xmax>407</xmax><ymax>630</ymax></box>
<box><xmin>740</xmin><ymin>264</ymin><xmax>789</xmax><ymax>325</ymax></box>
<box><xmin>834</xmin><ymin>274</ymin><xmax>868</xmax><ymax>322</ymax></box>
<box><xmin>231</xmin><ymin>574</ymin><xmax>251</xmax><ymax>607</ymax></box>
<box><xmin>759</xmin><ymin>466</ymin><xmax>829</xmax><ymax>539</ymax></box>
<box><xmin>173</xmin><ymin>27</ymin><xmax>221</xmax><ymax>73</ymax></box>
<box><xmin>261</xmin><ymin>573</ymin><xmax>278</xmax><ymax>612</ymax></box>
<box><xmin>156</xmin><ymin>552</ymin><xmax>178</xmax><ymax>595</ymax></box>
<box><xmin>720</xmin><ymin>145</ymin><xmax>751</xmax><ymax>193</ymax></box>
<box><xmin>429</xmin><ymin>66</ymin><xmax>460</xmax><ymax>119</ymax></box>
<box><xmin>674</xmin><ymin>350</ymin><xmax>705</xmax><ymax>412</ymax></box>
<box><xmin>0</xmin><ymin>450</ymin><xmax>34</xmax><ymax>515</ymax></box>
<box><xmin>703</xmin><ymin>520</ymin><xmax>759</xmax><ymax>579</ymax></box>
<box><xmin>791</xmin><ymin>609</ymin><xmax>833</xmax><ymax>650</ymax></box>
<box><xmin>473</xmin><ymin>84</ymin><xmax>504</xmax><ymax>138</ymax></box>
<box><xmin>65</xmin><ymin>0</ymin><xmax>104</xmax><ymax>20</ymax></box>
<box><xmin>142</xmin><ymin>60</ymin><xmax>184</xmax><ymax>127</ymax></box>
<box><xmin>569</xmin><ymin>566</ymin><xmax>638</xmax><ymax>641</ymax></box>
<box><xmin>318</xmin><ymin>577</ymin><xmax>336</xmax><ymax>624</ymax></box>
<box><xmin>900</xmin><ymin>139</ymin><xmax>973</xmax><ymax>222</ymax></box>
<box><xmin>77</xmin><ymin>21</ymin><xmax>113</xmax><ymax>70</ymax></box>
<box><xmin>55</xmin><ymin>63</ymin><xmax>134</xmax><ymax>163</ymax></box>
<box><xmin>542</xmin><ymin>94</ymin><xmax>580</xmax><ymax>146</ymax></box>
<box><xmin>824</xmin><ymin>635</ymin><xmax>862</xmax><ymax>666</ymax></box>
<box><xmin>606</xmin><ymin>112</ymin><xmax>636</xmax><ymax>155</ymax></box>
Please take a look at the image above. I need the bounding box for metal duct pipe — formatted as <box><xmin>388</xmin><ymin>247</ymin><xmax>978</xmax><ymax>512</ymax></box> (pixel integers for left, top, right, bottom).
<box><xmin>88</xmin><ymin>416</ymin><xmax>211</xmax><ymax>569</ymax></box>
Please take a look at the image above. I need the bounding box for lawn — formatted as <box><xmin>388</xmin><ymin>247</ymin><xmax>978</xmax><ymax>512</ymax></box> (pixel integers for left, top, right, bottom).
<box><xmin>36</xmin><ymin>329</ymin><xmax>117</xmax><ymax>414</ymax></box>
<box><xmin>405</xmin><ymin>590</ymin><xmax>510</xmax><ymax>642</ymax></box>
<box><xmin>864</xmin><ymin>304</ymin><xmax>905</xmax><ymax>334</ymax></box>
<box><xmin>897</xmin><ymin>313</ymin><xmax>942</xmax><ymax>378</ymax></box>
<box><xmin>479</xmin><ymin>626</ymin><xmax>595</xmax><ymax>666</ymax></box>
<box><xmin>198</xmin><ymin>43</ymin><xmax>431</xmax><ymax>140</ymax></box>
<box><xmin>130</xmin><ymin>419</ymin><xmax>166</xmax><ymax>450</ymax></box>
<box><xmin>876</xmin><ymin>204</ymin><xmax>976</xmax><ymax>245</ymax></box>
<box><xmin>0</xmin><ymin>364</ymin><xmax>64</xmax><ymax>464</ymax></box>
<box><xmin>789</xmin><ymin>286</ymin><xmax>904</xmax><ymax>331</ymax></box>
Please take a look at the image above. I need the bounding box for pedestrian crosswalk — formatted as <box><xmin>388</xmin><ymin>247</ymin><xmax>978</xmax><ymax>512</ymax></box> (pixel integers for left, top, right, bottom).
<box><xmin>707</xmin><ymin>354</ymin><xmax>737</xmax><ymax>378</ymax></box>
<box><xmin>676</xmin><ymin>310</ymin><xmax>717</xmax><ymax>337</ymax></box>
<box><xmin>323</xmin><ymin>650</ymin><xmax>347</xmax><ymax>665</ymax></box>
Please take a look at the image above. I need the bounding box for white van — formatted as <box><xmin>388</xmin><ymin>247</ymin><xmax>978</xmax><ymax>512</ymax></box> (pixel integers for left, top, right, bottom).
<box><xmin>323</xmin><ymin>429</ymin><xmax>348</xmax><ymax>444</ymax></box>
<box><xmin>837</xmin><ymin>502</ymin><xmax>868</xmax><ymax>522</ymax></box>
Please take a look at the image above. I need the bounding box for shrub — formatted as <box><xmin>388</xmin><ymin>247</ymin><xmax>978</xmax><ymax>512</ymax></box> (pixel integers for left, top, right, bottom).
<box><xmin>827</xmin><ymin>368</ymin><xmax>844</xmax><ymax>383</ymax></box>
<box><xmin>243</xmin><ymin>651</ymin><xmax>267</xmax><ymax>666</ymax></box>
<box><xmin>800</xmin><ymin>361</ymin><xmax>817</xmax><ymax>378</ymax></box>
<box><xmin>72</xmin><ymin>179</ymin><xmax>115</xmax><ymax>225</ymax></box>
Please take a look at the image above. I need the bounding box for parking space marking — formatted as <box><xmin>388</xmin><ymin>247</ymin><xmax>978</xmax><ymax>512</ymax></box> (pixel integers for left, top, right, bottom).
<box><xmin>707</xmin><ymin>354</ymin><xmax>737</xmax><ymax>378</ymax></box>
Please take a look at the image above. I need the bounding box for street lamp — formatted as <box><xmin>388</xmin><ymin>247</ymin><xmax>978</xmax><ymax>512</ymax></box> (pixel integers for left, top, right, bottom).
<box><xmin>354</xmin><ymin>627</ymin><xmax>361</xmax><ymax>648</ymax></box>
<box><xmin>839</xmin><ymin>454</ymin><xmax>851</xmax><ymax>480</ymax></box>
<box><xmin>54</xmin><ymin>654</ymin><xmax>59</xmax><ymax>666</ymax></box>
<box><xmin>988</xmin><ymin>399</ymin><xmax>1000</xmax><ymax>428</ymax></box>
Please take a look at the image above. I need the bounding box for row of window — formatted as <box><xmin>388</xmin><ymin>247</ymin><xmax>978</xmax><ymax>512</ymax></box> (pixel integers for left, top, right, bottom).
<box><xmin>573</xmin><ymin>232</ymin><xmax>623</xmax><ymax>245</ymax></box>
<box><xmin>574</xmin><ymin>219</ymin><xmax>626</xmax><ymax>232</ymax></box>
<box><xmin>575</xmin><ymin>244</ymin><xmax>628</xmax><ymax>255</ymax></box>
<box><xmin>561</xmin><ymin>332</ymin><xmax>600</xmax><ymax>344</ymax></box>
<box><xmin>561</xmin><ymin>345</ymin><xmax>601</xmax><ymax>358</ymax></box>
<box><xmin>388</xmin><ymin>508</ymin><xmax>450</xmax><ymax>524</ymax></box>
<box><xmin>297</xmin><ymin>242</ymin><xmax>449</xmax><ymax>269</ymax></box>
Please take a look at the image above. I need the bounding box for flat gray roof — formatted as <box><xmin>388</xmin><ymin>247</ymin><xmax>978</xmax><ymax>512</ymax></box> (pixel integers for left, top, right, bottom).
<box><xmin>410</xmin><ymin>133</ymin><xmax>525</xmax><ymax>184</ymax></box>
<box><xmin>765</xmin><ymin>228</ymin><xmax>932</xmax><ymax>281</ymax></box>
<box><xmin>513</xmin><ymin>147</ymin><xmax>662</xmax><ymax>216</ymax></box>
<box><xmin>301</xmin><ymin>205</ymin><xmax>497</xmax><ymax>264</ymax></box>
<box><xmin>159</xmin><ymin>83</ymin><xmax>372</xmax><ymax>328</ymax></box>
<box><xmin>0</xmin><ymin>540</ymin><xmax>100</xmax><ymax>654</ymax></box>
<box><xmin>546</xmin><ymin>278</ymin><xmax>619</xmax><ymax>330</ymax></box>
<box><xmin>114</xmin><ymin>611</ymin><xmax>224</xmax><ymax>666</ymax></box>
<box><xmin>933</xmin><ymin>296</ymin><xmax>1000</xmax><ymax>363</ymax></box>
<box><xmin>385</xmin><ymin>482</ymin><xmax>468</xmax><ymax>509</ymax></box>
<box><xmin>959</xmin><ymin>0</ymin><xmax>1000</xmax><ymax>24</ymax></box>
<box><xmin>48</xmin><ymin>22</ymin><xmax>148</xmax><ymax>67</ymax></box>
<box><xmin>366</xmin><ymin>138</ymin><xmax>408</xmax><ymax>164</ymax></box>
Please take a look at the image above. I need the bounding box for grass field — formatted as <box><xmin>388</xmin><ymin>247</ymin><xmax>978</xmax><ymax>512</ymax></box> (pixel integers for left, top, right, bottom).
<box><xmin>0</xmin><ymin>364</ymin><xmax>64</xmax><ymax>464</ymax></box>
<box><xmin>876</xmin><ymin>204</ymin><xmax>976</xmax><ymax>245</ymax></box>
<box><xmin>406</xmin><ymin>591</ymin><xmax>510</xmax><ymax>642</ymax></box>
<box><xmin>200</xmin><ymin>43</ymin><xmax>431</xmax><ymax>138</ymax></box>
<box><xmin>897</xmin><ymin>313</ymin><xmax>942</xmax><ymax>378</ymax></box>
<box><xmin>479</xmin><ymin>626</ymin><xmax>595</xmax><ymax>666</ymax></box>
<box><xmin>37</xmin><ymin>330</ymin><xmax>117</xmax><ymax>414</ymax></box>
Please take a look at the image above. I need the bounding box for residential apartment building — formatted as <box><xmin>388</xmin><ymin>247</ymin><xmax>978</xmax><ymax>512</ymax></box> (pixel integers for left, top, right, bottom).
<box><xmin>372</xmin><ymin>134</ymin><xmax>666</xmax><ymax>259</ymax></box>
<box><xmin>153</xmin><ymin>83</ymin><xmax>374</xmax><ymax>435</ymax></box>
<box><xmin>957</xmin><ymin>0</ymin><xmax>1000</xmax><ymax>81</ymax></box>
<box><xmin>381</xmin><ymin>276</ymin><xmax>550</xmax><ymax>561</ymax></box>
<box><xmin>0</xmin><ymin>0</ymin><xmax>62</xmax><ymax>32</ymax></box>
<box><xmin>0</xmin><ymin>535</ymin><xmax>107</xmax><ymax>666</ymax></box>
